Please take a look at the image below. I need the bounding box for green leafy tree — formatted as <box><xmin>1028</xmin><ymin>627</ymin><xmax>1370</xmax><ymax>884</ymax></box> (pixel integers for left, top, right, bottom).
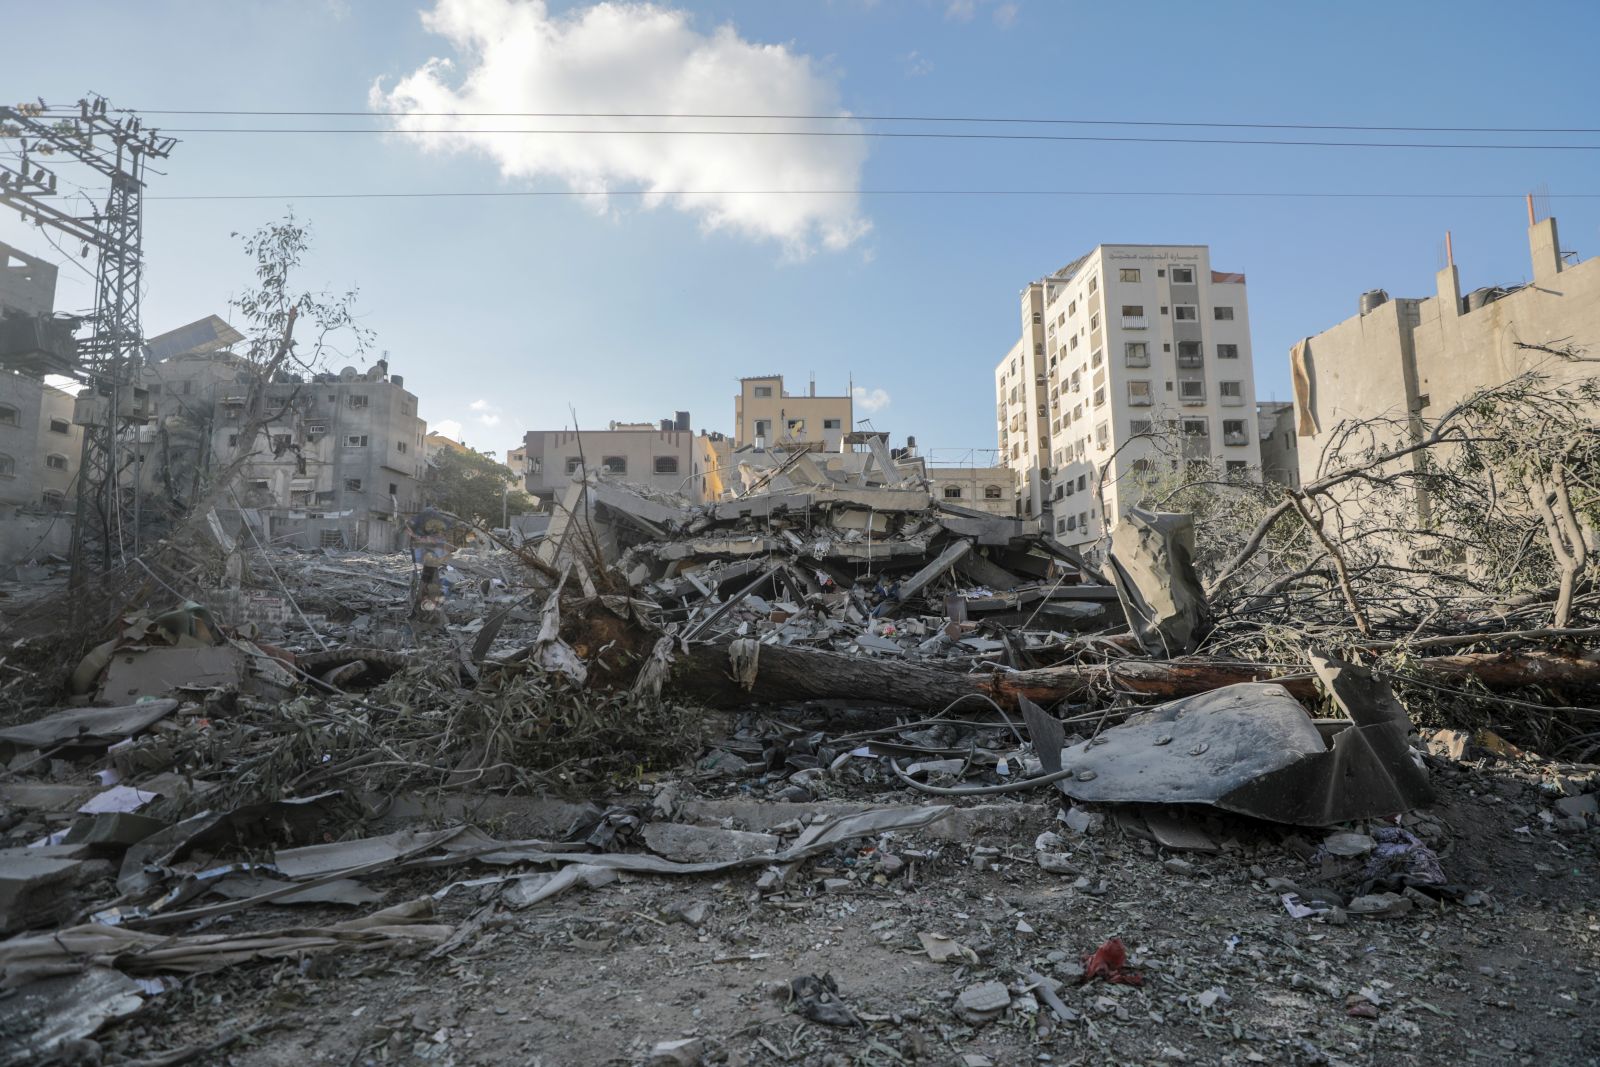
<box><xmin>423</xmin><ymin>446</ymin><xmax>534</xmax><ymax>525</ymax></box>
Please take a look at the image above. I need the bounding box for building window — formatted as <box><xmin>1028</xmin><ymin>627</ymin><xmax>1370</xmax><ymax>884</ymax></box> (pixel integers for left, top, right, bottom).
<box><xmin>345</xmin><ymin>435</ymin><xmax>368</xmax><ymax>447</ymax></box>
<box><xmin>1128</xmin><ymin>381</ymin><xmax>1153</xmax><ymax>407</ymax></box>
<box><xmin>46</xmin><ymin>453</ymin><xmax>68</xmax><ymax>470</ymax></box>
<box><xmin>1090</xmin><ymin>348</ymin><xmax>1103</xmax><ymax>369</ymax></box>
<box><xmin>1089</xmin><ymin>312</ymin><xmax>1100</xmax><ymax>331</ymax></box>
<box><xmin>1069</xmin><ymin>334</ymin><xmax>1079</xmax><ymax>350</ymax></box>
<box><xmin>1179</xmin><ymin>379</ymin><xmax>1206</xmax><ymax>402</ymax></box>
<box><xmin>1173</xmin><ymin>305</ymin><xmax>1198</xmax><ymax>321</ymax></box>
<box><xmin>389</xmin><ymin>483</ymin><xmax>398</xmax><ymax>495</ymax></box>
<box><xmin>1223</xmin><ymin>419</ymin><xmax>1248</xmax><ymax>445</ymax></box>
<box><xmin>753</xmin><ymin>385</ymin><xmax>773</xmax><ymax>398</ymax></box>
<box><xmin>249</xmin><ymin>479</ymin><xmax>270</xmax><ymax>490</ymax></box>
<box><xmin>1219</xmin><ymin>381</ymin><xmax>1243</xmax><ymax>404</ymax></box>
<box><xmin>0</xmin><ymin>405</ymin><xmax>18</xmax><ymax>427</ymax></box>
<box><xmin>48</xmin><ymin>417</ymin><xmax>70</xmax><ymax>435</ymax></box>
<box><xmin>1182</xmin><ymin>418</ymin><xmax>1209</xmax><ymax>437</ymax></box>
<box><xmin>397</xmin><ymin>441</ymin><xmax>408</xmax><ymax>453</ymax></box>
<box><xmin>1217</xmin><ymin>343</ymin><xmax>1239</xmax><ymax>360</ymax></box>
<box><xmin>1131</xmin><ymin>418</ymin><xmax>1153</xmax><ymax>436</ymax></box>
<box><xmin>944</xmin><ymin>486</ymin><xmax>963</xmax><ymax>499</ymax></box>
<box><xmin>754</xmin><ymin>419</ymin><xmax>771</xmax><ymax>440</ymax></box>
<box><xmin>786</xmin><ymin>418</ymin><xmax>805</xmax><ymax>433</ymax></box>
<box><xmin>1177</xmin><ymin>341</ymin><xmax>1203</xmax><ymax>368</ymax></box>
<box><xmin>0</xmin><ymin>453</ymin><xmax>14</xmax><ymax>478</ymax></box>
<box><xmin>348</xmin><ymin>395</ymin><xmax>368</xmax><ymax>409</ymax></box>
<box><xmin>984</xmin><ymin>485</ymin><xmax>1002</xmax><ymax>500</ymax></box>
<box><xmin>1076</xmin><ymin>474</ymin><xmax>1087</xmax><ymax>492</ymax></box>
<box><xmin>41</xmin><ymin>489</ymin><xmax>64</xmax><ymax>510</ymax></box>
<box><xmin>401</xmin><ymin>400</ymin><xmax>416</xmax><ymax>416</ymax></box>
<box><xmin>654</xmin><ymin>456</ymin><xmax>679</xmax><ymax>475</ymax></box>
<box><xmin>227</xmin><ymin>434</ymin><xmax>240</xmax><ymax>447</ymax></box>
<box><xmin>1119</xmin><ymin>268</ymin><xmax>1140</xmax><ymax>283</ymax></box>
<box><xmin>1123</xmin><ymin>342</ymin><xmax>1148</xmax><ymax>368</ymax></box>
<box><xmin>345</xmin><ymin>478</ymin><xmax>363</xmax><ymax>491</ymax></box>
<box><xmin>1032</xmin><ymin>312</ymin><xmax>1042</xmax><ymax>324</ymax></box>
<box><xmin>1092</xmin><ymin>386</ymin><xmax>1106</xmax><ymax>408</ymax></box>
<box><xmin>1088</xmin><ymin>275</ymin><xmax>1098</xmax><ymax>293</ymax></box>
<box><xmin>321</xmin><ymin>529</ymin><xmax>345</xmax><ymax>548</ymax></box>
<box><xmin>1171</xmin><ymin>267</ymin><xmax>1195</xmax><ymax>284</ymax></box>
<box><xmin>823</xmin><ymin>418</ymin><xmax>841</xmax><ymax>430</ymax></box>
<box><xmin>601</xmin><ymin>456</ymin><xmax>627</xmax><ymax>474</ymax></box>
<box><xmin>1096</xmin><ymin>422</ymin><xmax>1110</xmax><ymax>449</ymax></box>
<box><xmin>565</xmin><ymin>457</ymin><xmax>583</xmax><ymax>475</ymax></box>
<box><xmin>306</xmin><ymin>423</ymin><xmax>327</xmax><ymax>435</ymax></box>
<box><xmin>1226</xmin><ymin>460</ymin><xmax>1248</xmax><ymax>476</ymax></box>
<box><xmin>271</xmin><ymin>433</ymin><xmax>292</xmax><ymax>452</ymax></box>
<box><xmin>1214</xmin><ymin>306</ymin><xmax>1235</xmax><ymax>321</ymax></box>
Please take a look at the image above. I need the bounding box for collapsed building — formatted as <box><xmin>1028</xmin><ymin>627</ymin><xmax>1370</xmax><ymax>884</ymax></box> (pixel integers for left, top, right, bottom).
<box><xmin>135</xmin><ymin>316</ymin><xmax>428</xmax><ymax>550</ymax></box>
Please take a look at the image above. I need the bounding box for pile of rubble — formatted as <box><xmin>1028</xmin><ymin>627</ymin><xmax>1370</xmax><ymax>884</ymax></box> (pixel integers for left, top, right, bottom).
<box><xmin>2</xmin><ymin>461</ymin><xmax>1598</xmax><ymax>1064</ymax></box>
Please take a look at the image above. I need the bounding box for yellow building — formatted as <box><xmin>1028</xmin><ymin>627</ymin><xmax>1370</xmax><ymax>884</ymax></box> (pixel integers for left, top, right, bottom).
<box><xmin>733</xmin><ymin>374</ymin><xmax>852</xmax><ymax>451</ymax></box>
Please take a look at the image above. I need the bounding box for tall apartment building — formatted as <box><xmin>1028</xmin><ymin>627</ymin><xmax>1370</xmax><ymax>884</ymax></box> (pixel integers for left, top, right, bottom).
<box><xmin>734</xmin><ymin>374</ymin><xmax>852</xmax><ymax>451</ymax></box>
<box><xmin>995</xmin><ymin>244</ymin><xmax>1262</xmax><ymax>548</ymax></box>
<box><xmin>136</xmin><ymin>316</ymin><xmax>427</xmax><ymax>550</ymax></box>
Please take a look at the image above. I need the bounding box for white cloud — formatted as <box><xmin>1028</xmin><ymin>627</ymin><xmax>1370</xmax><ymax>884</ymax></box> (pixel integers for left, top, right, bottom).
<box><xmin>852</xmin><ymin>386</ymin><xmax>890</xmax><ymax>413</ymax></box>
<box><xmin>432</xmin><ymin>418</ymin><xmax>463</xmax><ymax>439</ymax></box>
<box><xmin>902</xmin><ymin>50</ymin><xmax>934</xmax><ymax>77</ymax></box>
<box><xmin>374</xmin><ymin>0</ymin><xmax>871</xmax><ymax>255</ymax></box>
<box><xmin>469</xmin><ymin>398</ymin><xmax>503</xmax><ymax>427</ymax></box>
<box><xmin>945</xmin><ymin>0</ymin><xmax>1017</xmax><ymax>26</ymax></box>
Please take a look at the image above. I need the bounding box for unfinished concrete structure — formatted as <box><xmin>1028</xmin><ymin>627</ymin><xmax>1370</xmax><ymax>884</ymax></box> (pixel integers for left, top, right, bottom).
<box><xmin>734</xmin><ymin>374</ymin><xmax>852</xmax><ymax>451</ymax></box>
<box><xmin>136</xmin><ymin>318</ymin><xmax>427</xmax><ymax>550</ymax></box>
<box><xmin>997</xmin><ymin>244</ymin><xmax>1264</xmax><ymax>546</ymax></box>
<box><xmin>1291</xmin><ymin>210</ymin><xmax>1598</xmax><ymax>489</ymax></box>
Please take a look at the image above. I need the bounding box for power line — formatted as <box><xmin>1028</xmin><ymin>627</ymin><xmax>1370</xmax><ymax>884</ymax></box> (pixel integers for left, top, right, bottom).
<box><xmin>140</xmin><ymin>188</ymin><xmax>1600</xmax><ymax>203</ymax></box>
<box><xmin>72</xmin><ymin>107</ymin><xmax>1600</xmax><ymax>135</ymax></box>
<box><xmin>113</xmin><ymin>127</ymin><xmax>1600</xmax><ymax>151</ymax></box>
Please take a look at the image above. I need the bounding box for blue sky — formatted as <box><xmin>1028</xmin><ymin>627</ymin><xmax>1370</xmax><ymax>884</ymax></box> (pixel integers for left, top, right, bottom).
<box><xmin>5</xmin><ymin>0</ymin><xmax>1599</xmax><ymax>462</ymax></box>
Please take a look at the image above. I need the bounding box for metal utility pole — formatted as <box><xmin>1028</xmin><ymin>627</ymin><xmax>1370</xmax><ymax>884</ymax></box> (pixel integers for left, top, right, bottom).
<box><xmin>0</xmin><ymin>97</ymin><xmax>176</xmax><ymax>591</ymax></box>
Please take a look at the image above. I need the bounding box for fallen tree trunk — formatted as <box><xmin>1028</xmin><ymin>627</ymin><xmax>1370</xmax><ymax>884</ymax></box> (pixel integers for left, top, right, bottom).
<box><xmin>664</xmin><ymin>640</ymin><xmax>1600</xmax><ymax>711</ymax></box>
<box><xmin>668</xmin><ymin>640</ymin><xmax>1317</xmax><ymax>709</ymax></box>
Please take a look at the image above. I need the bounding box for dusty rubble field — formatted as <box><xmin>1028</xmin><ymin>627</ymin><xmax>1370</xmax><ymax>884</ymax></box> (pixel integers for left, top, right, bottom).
<box><xmin>71</xmin><ymin>758</ymin><xmax>1599</xmax><ymax>1067</ymax></box>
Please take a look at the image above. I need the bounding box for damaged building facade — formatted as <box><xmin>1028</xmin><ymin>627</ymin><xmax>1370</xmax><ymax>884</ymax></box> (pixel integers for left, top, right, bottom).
<box><xmin>1291</xmin><ymin>210</ymin><xmax>1600</xmax><ymax>491</ymax></box>
<box><xmin>136</xmin><ymin>317</ymin><xmax>427</xmax><ymax>550</ymax></box>
<box><xmin>521</xmin><ymin>414</ymin><xmax>701</xmax><ymax>504</ymax></box>
<box><xmin>997</xmin><ymin>244</ymin><xmax>1264</xmax><ymax>546</ymax></box>
<box><xmin>0</xmin><ymin>241</ymin><xmax>83</xmax><ymax>566</ymax></box>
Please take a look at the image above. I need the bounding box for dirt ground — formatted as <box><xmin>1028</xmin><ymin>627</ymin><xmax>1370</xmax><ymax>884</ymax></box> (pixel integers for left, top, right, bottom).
<box><xmin>78</xmin><ymin>751</ymin><xmax>1599</xmax><ymax>1067</ymax></box>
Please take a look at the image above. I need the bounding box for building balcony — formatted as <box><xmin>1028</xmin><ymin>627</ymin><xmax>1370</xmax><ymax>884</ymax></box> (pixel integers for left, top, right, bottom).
<box><xmin>1176</xmin><ymin>355</ymin><xmax>1204</xmax><ymax>370</ymax></box>
<box><xmin>1220</xmin><ymin>395</ymin><xmax>1244</xmax><ymax>407</ymax></box>
<box><xmin>1120</xmin><ymin>316</ymin><xmax>1148</xmax><ymax>330</ymax></box>
<box><xmin>1224</xmin><ymin>432</ymin><xmax>1248</xmax><ymax>446</ymax></box>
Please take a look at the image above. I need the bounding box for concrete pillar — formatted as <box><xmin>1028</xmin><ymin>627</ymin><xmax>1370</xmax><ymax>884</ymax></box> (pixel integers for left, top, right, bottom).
<box><xmin>1529</xmin><ymin>217</ymin><xmax>1562</xmax><ymax>283</ymax></box>
<box><xmin>1435</xmin><ymin>265</ymin><xmax>1461</xmax><ymax>316</ymax></box>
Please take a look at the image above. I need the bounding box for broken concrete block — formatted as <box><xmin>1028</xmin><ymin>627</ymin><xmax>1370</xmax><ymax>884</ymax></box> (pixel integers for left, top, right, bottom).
<box><xmin>954</xmin><ymin>980</ymin><xmax>1010</xmax><ymax>1025</ymax></box>
<box><xmin>647</xmin><ymin>1037</ymin><xmax>704</xmax><ymax>1066</ymax></box>
<box><xmin>1553</xmin><ymin>794</ymin><xmax>1598</xmax><ymax>820</ymax></box>
<box><xmin>0</xmin><ymin>855</ymin><xmax>82</xmax><ymax>933</ymax></box>
<box><xmin>641</xmin><ymin>822</ymin><xmax>780</xmax><ymax>864</ymax></box>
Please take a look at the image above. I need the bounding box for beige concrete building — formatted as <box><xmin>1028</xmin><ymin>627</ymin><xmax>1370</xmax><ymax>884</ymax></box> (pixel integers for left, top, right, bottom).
<box><xmin>1291</xmin><ymin>211</ymin><xmax>1597</xmax><ymax>489</ymax></box>
<box><xmin>734</xmin><ymin>374</ymin><xmax>852</xmax><ymax>451</ymax></box>
<box><xmin>997</xmin><ymin>244</ymin><xmax>1264</xmax><ymax>547</ymax></box>
<box><xmin>1256</xmin><ymin>401</ymin><xmax>1299</xmax><ymax>489</ymax></box>
<box><xmin>0</xmin><ymin>241</ymin><xmax>82</xmax><ymax>564</ymax></box>
<box><xmin>691</xmin><ymin>432</ymin><xmax>733</xmax><ymax>503</ymax></box>
<box><xmin>136</xmin><ymin>320</ymin><xmax>427</xmax><ymax>550</ymax></box>
<box><xmin>521</xmin><ymin>413</ymin><xmax>697</xmax><ymax>503</ymax></box>
<box><xmin>927</xmin><ymin>465</ymin><xmax>1015</xmax><ymax>515</ymax></box>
